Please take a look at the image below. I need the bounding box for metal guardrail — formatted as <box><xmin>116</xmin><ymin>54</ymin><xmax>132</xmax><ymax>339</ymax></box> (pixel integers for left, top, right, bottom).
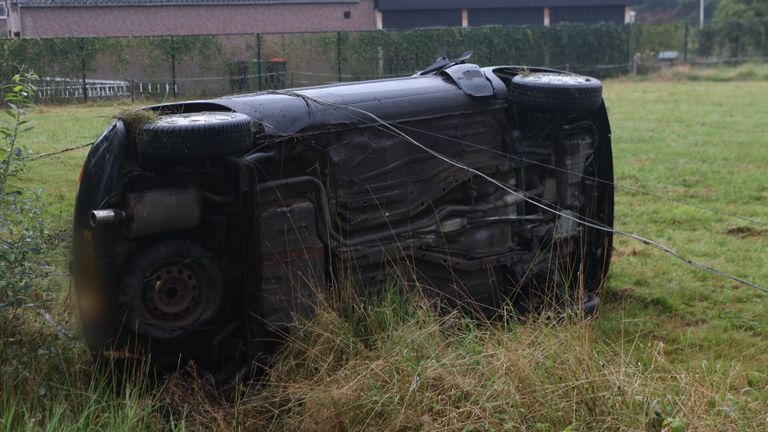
<box><xmin>18</xmin><ymin>0</ymin><xmax>357</xmax><ymax>6</ymax></box>
<box><xmin>37</xmin><ymin>77</ymin><xmax>132</xmax><ymax>99</ymax></box>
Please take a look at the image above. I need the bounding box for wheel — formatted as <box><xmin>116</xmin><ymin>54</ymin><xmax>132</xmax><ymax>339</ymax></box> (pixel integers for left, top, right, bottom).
<box><xmin>510</xmin><ymin>72</ymin><xmax>603</xmax><ymax>113</ymax></box>
<box><xmin>118</xmin><ymin>239</ymin><xmax>223</xmax><ymax>340</ymax></box>
<box><xmin>138</xmin><ymin>112</ymin><xmax>253</xmax><ymax>166</ymax></box>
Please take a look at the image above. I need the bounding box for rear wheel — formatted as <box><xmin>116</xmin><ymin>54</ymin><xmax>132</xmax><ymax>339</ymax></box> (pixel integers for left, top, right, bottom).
<box><xmin>118</xmin><ymin>239</ymin><xmax>223</xmax><ymax>341</ymax></box>
<box><xmin>138</xmin><ymin>112</ymin><xmax>254</xmax><ymax>167</ymax></box>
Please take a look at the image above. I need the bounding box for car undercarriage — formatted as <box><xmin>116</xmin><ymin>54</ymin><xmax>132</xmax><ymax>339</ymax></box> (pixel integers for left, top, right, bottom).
<box><xmin>71</xmin><ymin>62</ymin><xmax>614</xmax><ymax>384</ymax></box>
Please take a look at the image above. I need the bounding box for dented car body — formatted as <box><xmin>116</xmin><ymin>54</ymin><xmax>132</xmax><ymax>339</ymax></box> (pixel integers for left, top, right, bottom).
<box><xmin>72</xmin><ymin>62</ymin><xmax>614</xmax><ymax>382</ymax></box>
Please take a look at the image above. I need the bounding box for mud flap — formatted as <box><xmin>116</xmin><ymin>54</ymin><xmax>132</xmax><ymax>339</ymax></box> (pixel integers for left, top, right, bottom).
<box><xmin>72</xmin><ymin>121</ymin><xmax>127</xmax><ymax>352</ymax></box>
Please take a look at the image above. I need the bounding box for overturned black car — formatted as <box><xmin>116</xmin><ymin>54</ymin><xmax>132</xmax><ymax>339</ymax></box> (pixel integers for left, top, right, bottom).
<box><xmin>72</xmin><ymin>59</ymin><xmax>614</xmax><ymax>383</ymax></box>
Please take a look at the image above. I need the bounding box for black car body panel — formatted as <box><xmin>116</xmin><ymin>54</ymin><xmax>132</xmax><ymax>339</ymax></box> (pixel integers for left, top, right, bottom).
<box><xmin>72</xmin><ymin>63</ymin><xmax>614</xmax><ymax>381</ymax></box>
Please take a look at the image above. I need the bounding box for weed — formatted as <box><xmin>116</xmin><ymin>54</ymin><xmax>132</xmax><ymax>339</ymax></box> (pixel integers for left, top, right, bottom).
<box><xmin>0</xmin><ymin>71</ymin><xmax>50</xmax><ymax>311</ymax></box>
<box><xmin>116</xmin><ymin>108</ymin><xmax>158</xmax><ymax>143</ymax></box>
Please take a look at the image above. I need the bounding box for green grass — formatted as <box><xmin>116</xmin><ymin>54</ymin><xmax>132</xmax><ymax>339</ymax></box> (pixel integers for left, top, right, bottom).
<box><xmin>601</xmin><ymin>80</ymin><xmax>768</xmax><ymax>372</ymax></box>
<box><xmin>622</xmin><ymin>63</ymin><xmax>768</xmax><ymax>82</ymax></box>
<box><xmin>3</xmin><ymin>80</ymin><xmax>768</xmax><ymax>430</ymax></box>
<box><xmin>12</xmin><ymin>102</ymin><xmax>135</xmax><ymax>220</ymax></box>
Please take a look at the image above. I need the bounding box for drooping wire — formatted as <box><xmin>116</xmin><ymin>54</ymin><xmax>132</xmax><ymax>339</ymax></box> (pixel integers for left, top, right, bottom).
<box><xmin>392</xmin><ymin>123</ymin><xmax>768</xmax><ymax>228</ymax></box>
<box><xmin>25</xmin><ymin>141</ymin><xmax>94</xmax><ymax>161</ymax></box>
<box><xmin>269</xmin><ymin>90</ymin><xmax>768</xmax><ymax>294</ymax></box>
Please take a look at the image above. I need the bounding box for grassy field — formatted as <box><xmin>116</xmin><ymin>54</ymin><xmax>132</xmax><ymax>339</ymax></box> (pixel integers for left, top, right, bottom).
<box><xmin>2</xmin><ymin>78</ymin><xmax>768</xmax><ymax>430</ymax></box>
<box><xmin>622</xmin><ymin>63</ymin><xmax>768</xmax><ymax>83</ymax></box>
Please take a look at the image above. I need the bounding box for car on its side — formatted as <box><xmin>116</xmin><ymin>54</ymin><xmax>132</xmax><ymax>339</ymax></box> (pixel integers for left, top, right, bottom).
<box><xmin>71</xmin><ymin>57</ymin><xmax>614</xmax><ymax>384</ymax></box>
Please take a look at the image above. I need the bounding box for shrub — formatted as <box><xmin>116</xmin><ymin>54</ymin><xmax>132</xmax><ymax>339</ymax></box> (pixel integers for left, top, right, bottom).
<box><xmin>0</xmin><ymin>71</ymin><xmax>49</xmax><ymax>312</ymax></box>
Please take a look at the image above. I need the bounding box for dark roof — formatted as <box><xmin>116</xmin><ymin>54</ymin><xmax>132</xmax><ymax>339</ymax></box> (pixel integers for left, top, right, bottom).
<box><xmin>375</xmin><ymin>0</ymin><xmax>640</xmax><ymax>11</ymax></box>
<box><xmin>153</xmin><ymin>64</ymin><xmax>526</xmax><ymax>137</ymax></box>
<box><xmin>18</xmin><ymin>0</ymin><xmax>356</xmax><ymax>7</ymax></box>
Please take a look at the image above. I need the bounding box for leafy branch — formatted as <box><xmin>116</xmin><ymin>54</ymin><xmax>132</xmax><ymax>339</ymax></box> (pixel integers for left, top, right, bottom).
<box><xmin>1</xmin><ymin>70</ymin><xmax>45</xmax><ymax>311</ymax></box>
<box><xmin>0</xmin><ymin>71</ymin><xmax>37</xmax><ymax>197</ymax></box>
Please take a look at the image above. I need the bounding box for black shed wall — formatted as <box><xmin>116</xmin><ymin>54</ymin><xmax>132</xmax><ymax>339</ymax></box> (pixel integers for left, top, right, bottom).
<box><xmin>383</xmin><ymin>9</ymin><xmax>462</xmax><ymax>29</ymax></box>
<box><xmin>550</xmin><ymin>6</ymin><xmax>626</xmax><ymax>24</ymax></box>
<box><xmin>468</xmin><ymin>7</ymin><xmax>542</xmax><ymax>26</ymax></box>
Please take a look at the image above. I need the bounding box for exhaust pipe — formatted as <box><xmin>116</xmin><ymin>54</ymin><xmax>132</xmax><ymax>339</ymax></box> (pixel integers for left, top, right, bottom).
<box><xmin>90</xmin><ymin>209</ymin><xmax>128</xmax><ymax>226</ymax></box>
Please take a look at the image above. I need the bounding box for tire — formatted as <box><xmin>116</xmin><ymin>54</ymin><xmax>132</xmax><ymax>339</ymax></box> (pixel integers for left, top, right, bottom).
<box><xmin>138</xmin><ymin>112</ymin><xmax>253</xmax><ymax>166</ymax></box>
<box><xmin>118</xmin><ymin>239</ymin><xmax>223</xmax><ymax>340</ymax></box>
<box><xmin>510</xmin><ymin>72</ymin><xmax>603</xmax><ymax>113</ymax></box>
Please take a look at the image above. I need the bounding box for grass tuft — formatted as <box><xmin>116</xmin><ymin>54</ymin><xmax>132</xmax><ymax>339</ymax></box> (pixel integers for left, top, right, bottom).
<box><xmin>116</xmin><ymin>108</ymin><xmax>158</xmax><ymax>143</ymax></box>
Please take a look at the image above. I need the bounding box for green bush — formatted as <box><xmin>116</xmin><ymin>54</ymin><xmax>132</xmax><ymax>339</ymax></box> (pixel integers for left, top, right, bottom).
<box><xmin>344</xmin><ymin>24</ymin><xmax>633</xmax><ymax>78</ymax></box>
<box><xmin>0</xmin><ymin>71</ymin><xmax>49</xmax><ymax>311</ymax></box>
<box><xmin>699</xmin><ymin>19</ymin><xmax>768</xmax><ymax>58</ymax></box>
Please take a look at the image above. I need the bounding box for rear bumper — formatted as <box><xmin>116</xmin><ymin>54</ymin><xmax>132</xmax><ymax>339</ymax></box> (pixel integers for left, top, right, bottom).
<box><xmin>71</xmin><ymin>120</ymin><xmax>127</xmax><ymax>351</ymax></box>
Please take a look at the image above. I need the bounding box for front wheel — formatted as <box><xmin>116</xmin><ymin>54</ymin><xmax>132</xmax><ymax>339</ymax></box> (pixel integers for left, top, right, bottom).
<box><xmin>510</xmin><ymin>72</ymin><xmax>603</xmax><ymax>113</ymax></box>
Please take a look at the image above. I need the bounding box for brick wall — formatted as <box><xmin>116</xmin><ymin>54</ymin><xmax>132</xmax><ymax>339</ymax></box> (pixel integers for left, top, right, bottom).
<box><xmin>19</xmin><ymin>0</ymin><xmax>375</xmax><ymax>37</ymax></box>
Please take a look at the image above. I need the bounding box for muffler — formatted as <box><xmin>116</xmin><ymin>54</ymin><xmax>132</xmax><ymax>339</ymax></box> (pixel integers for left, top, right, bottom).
<box><xmin>90</xmin><ymin>187</ymin><xmax>201</xmax><ymax>238</ymax></box>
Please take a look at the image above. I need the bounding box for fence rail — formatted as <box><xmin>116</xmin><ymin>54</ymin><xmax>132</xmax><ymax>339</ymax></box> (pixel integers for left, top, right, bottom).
<box><xmin>1</xmin><ymin>21</ymin><xmax>765</xmax><ymax>103</ymax></box>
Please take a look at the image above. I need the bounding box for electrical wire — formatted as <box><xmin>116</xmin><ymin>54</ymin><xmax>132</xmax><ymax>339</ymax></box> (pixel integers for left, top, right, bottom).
<box><xmin>23</xmin><ymin>91</ymin><xmax>767</xmax><ymax>293</ymax></box>
<box><xmin>26</xmin><ymin>141</ymin><xmax>94</xmax><ymax>161</ymax></box>
<box><xmin>27</xmin><ymin>96</ymin><xmax>768</xmax><ymax>228</ymax></box>
<box><xmin>392</xmin><ymin>123</ymin><xmax>768</xmax><ymax>227</ymax></box>
<box><xmin>270</xmin><ymin>89</ymin><xmax>768</xmax><ymax>294</ymax></box>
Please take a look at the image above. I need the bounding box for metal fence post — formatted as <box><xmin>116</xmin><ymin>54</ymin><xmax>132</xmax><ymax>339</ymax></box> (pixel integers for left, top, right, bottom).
<box><xmin>377</xmin><ymin>46</ymin><xmax>384</xmax><ymax>79</ymax></box>
<box><xmin>337</xmin><ymin>31</ymin><xmax>342</xmax><ymax>82</ymax></box>
<box><xmin>80</xmin><ymin>39</ymin><xmax>88</xmax><ymax>103</ymax></box>
<box><xmin>626</xmin><ymin>23</ymin><xmax>633</xmax><ymax>74</ymax></box>
<box><xmin>170</xmin><ymin>36</ymin><xmax>177</xmax><ymax>98</ymax></box>
<box><xmin>257</xmin><ymin>33</ymin><xmax>262</xmax><ymax>91</ymax></box>
<box><xmin>683</xmin><ymin>22</ymin><xmax>689</xmax><ymax>65</ymax></box>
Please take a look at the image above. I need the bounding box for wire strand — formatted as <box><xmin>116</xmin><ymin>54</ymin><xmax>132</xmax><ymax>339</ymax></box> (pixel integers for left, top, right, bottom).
<box><xmin>26</xmin><ymin>141</ymin><xmax>94</xmax><ymax>161</ymax></box>
<box><xmin>270</xmin><ymin>90</ymin><xmax>768</xmax><ymax>294</ymax></box>
<box><xmin>393</xmin><ymin>123</ymin><xmax>768</xmax><ymax>227</ymax></box>
<box><xmin>26</xmin><ymin>121</ymin><xmax>767</xmax><ymax>229</ymax></box>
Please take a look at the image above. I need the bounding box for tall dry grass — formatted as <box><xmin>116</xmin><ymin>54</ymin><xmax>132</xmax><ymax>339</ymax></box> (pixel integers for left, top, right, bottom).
<box><xmin>160</xmin><ymin>288</ymin><xmax>766</xmax><ymax>431</ymax></box>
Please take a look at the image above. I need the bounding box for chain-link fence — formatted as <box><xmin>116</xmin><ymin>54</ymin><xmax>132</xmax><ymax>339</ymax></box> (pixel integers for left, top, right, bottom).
<box><xmin>1</xmin><ymin>20</ymin><xmax>765</xmax><ymax>103</ymax></box>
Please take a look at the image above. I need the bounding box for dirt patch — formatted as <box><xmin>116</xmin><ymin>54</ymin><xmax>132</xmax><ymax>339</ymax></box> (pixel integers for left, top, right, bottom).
<box><xmin>725</xmin><ymin>226</ymin><xmax>766</xmax><ymax>238</ymax></box>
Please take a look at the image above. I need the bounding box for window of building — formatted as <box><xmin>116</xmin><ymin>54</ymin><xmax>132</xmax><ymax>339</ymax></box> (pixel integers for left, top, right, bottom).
<box><xmin>343</xmin><ymin>11</ymin><xmax>351</xmax><ymax>19</ymax></box>
<box><xmin>0</xmin><ymin>3</ymin><xmax>7</xmax><ymax>18</ymax></box>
